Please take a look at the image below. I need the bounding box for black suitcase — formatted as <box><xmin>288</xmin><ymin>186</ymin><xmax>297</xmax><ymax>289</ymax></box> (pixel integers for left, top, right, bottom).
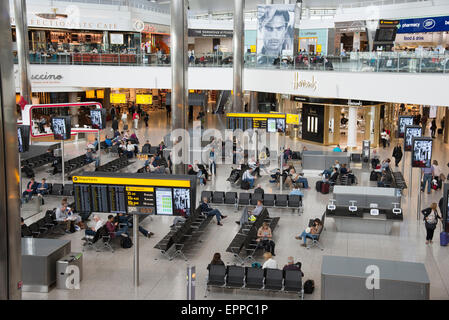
<box><xmin>438</xmin><ymin>128</ymin><xmax>443</xmax><ymax>134</ymax></box>
<box><xmin>370</xmin><ymin>171</ymin><xmax>379</xmax><ymax>181</ymax></box>
<box><xmin>315</xmin><ymin>181</ymin><xmax>323</xmax><ymax>192</ymax></box>
<box><xmin>241</xmin><ymin>180</ymin><xmax>250</xmax><ymax>190</ymax></box>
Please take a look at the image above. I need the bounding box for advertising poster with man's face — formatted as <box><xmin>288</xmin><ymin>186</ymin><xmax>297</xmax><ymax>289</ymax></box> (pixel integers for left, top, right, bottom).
<box><xmin>412</xmin><ymin>138</ymin><xmax>433</xmax><ymax>168</ymax></box>
<box><xmin>257</xmin><ymin>4</ymin><xmax>295</xmax><ymax>65</ymax></box>
<box><xmin>398</xmin><ymin>116</ymin><xmax>414</xmax><ymax>138</ymax></box>
<box><xmin>404</xmin><ymin>126</ymin><xmax>422</xmax><ymax>152</ymax></box>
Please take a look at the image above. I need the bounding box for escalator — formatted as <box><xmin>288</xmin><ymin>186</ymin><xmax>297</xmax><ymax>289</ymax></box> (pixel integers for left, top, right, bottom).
<box><xmin>214</xmin><ymin>90</ymin><xmax>231</xmax><ymax>114</ymax></box>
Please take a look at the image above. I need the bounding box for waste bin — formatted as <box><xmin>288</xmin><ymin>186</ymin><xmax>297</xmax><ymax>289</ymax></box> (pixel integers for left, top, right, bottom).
<box><xmin>56</xmin><ymin>252</ymin><xmax>83</xmax><ymax>289</ymax></box>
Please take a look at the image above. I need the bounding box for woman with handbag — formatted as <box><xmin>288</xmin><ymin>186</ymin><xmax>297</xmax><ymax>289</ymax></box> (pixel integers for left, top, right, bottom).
<box><xmin>422</xmin><ymin>203</ymin><xmax>442</xmax><ymax>244</ymax></box>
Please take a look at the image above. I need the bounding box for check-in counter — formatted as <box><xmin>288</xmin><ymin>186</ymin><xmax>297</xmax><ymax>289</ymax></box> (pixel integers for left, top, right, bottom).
<box><xmin>321</xmin><ymin>255</ymin><xmax>430</xmax><ymax>300</ymax></box>
<box><xmin>301</xmin><ymin>151</ymin><xmax>350</xmax><ymax>170</ymax></box>
<box><xmin>22</xmin><ymin>238</ymin><xmax>71</xmax><ymax>292</ymax></box>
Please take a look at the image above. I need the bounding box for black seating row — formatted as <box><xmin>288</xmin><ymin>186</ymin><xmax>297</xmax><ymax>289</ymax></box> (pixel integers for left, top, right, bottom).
<box><xmin>54</xmin><ymin>155</ymin><xmax>91</xmax><ymax>175</ymax></box>
<box><xmin>226</xmin><ymin>208</ymin><xmax>280</xmax><ymax>264</ymax></box>
<box><xmin>391</xmin><ymin>171</ymin><xmax>407</xmax><ymax>190</ymax></box>
<box><xmin>205</xmin><ymin>265</ymin><xmax>303</xmax><ymax>299</ymax></box>
<box><xmin>154</xmin><ymin>206</ymin><xmax>214</xmax><ymax>261</ymax></box>
<box><xmin>21</xmin><ymin>152</ymin><xmax>54</xmax><ymax>169</ymax></box>
<box><xmin>26</xmin><ymin>209</ymin><xmax>68</xmax><ymax>238</ymax></box>
<box><xmin>201</xmin><ymin>190</ymin><xmax>302</xmax><ymax>209</ymax></box>
<box><xmin>95</xmin><ymin>155</ymin><xmax>130</xmax><ymax>172</ymax></box>
<box><xmin>48</xmin><ymin>183</ymin><xmax>74</xmax><ymax>196</ymax></box>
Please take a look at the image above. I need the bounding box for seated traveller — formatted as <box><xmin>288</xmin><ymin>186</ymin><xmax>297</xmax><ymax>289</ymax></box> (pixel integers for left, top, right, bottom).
<box><xmin>200</xmin><ymin>197</ymin><xmax>227</xmax><ymax>226</ymax></box>
<box><xmin>36</xmin><ymin>178</ymin><xmax>49</xmax><ymax>197</ymax></box>
<box><xmin>242</xmin><ymin>168</ymin><xmax>255</xmax><ymax>189</ymax></box>
<box><xmin>248</xmin><ymin>157</ymin><xmax>261</xmax><ymax>177</ymax></box>
<box><xmin>289</xmin><ymin>185</ymin><xmax>304</xmax><ymax>197</ymax></box>
<box><xmin>333</xmin><ymin>144</ymin><xmax>342</xmax><ymax>152</ymax></box>
<box><xmin>295</xmin><ymin>218</ymin><xmax>323</xmax><ymax>247</ymax></box>
<box><xmin>86</xmin><ymin>148</ymin><xmax>100</xmax><ymax>167</ymax></box>
<box><xmin>262</xmin><ymin>252</ymin><xmax>278</xmax><ymax>269</ymax></box>
<box><xmin>105</xmin><ymin>214</ymin><xmax>129</xmax><ymax>238</ymax></box>
<box><xmin>254</xmin><ymin>184</ymin><xmax>265</xmax><ymax>196</ymax></box>
<box><xmin>116</xmin><ymin>212</ymin><xmax>154</xmax><ymax>238</ymax></box>
<box><xmin>282</xmin><ymin>256</ymin><xmax>304</xmax><ymax>277</ymax></box>
<box><xmin>22</xmin><ymin>177</ymin><xmax>38</xmax><ymax>203</ymax></box>
<box><xmin>83</xmin><ymin>215</ymin><xmax>104</xmax><ymax>238</ymax></box>
<box><xmin>257</xmin><ymin>222</ymin><xmax>275</xmax><ymax>256</ymax></box>
<box><xmin>235</xmin><ymin>199</ymin><xmax>264</xmax><ymax>225</ymax></box>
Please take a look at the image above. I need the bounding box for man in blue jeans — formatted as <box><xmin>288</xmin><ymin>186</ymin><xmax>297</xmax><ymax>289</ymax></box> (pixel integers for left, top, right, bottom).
<box><xmin>422</xmin><ymin>167</ymin><xmax>433</xmax><ymax>194</ymax></box>
<box><xmin>295</xmin><ymin>218</ymin><xmax>323</xmax><ymax>247</ymax></box>
<box><xmin>117</xmin><ymin>213</ymin><xmax>154</xmax><ymax>238</ymax></box>
<box><xmin>200</xmin><ymin>197</ymin><xmax>227</xmax><ymax>226</ymax></box>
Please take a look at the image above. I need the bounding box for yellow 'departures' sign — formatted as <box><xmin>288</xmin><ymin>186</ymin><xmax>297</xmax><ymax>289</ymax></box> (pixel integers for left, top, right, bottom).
<box><xmin>110</xmin><ymin>93</ymin><xmax>127</xmax><ymax>104</ymax></box>
<box><xmin>72</xmin><ymin>176</ymin><xmax>190</xmax><ymax>188</ymax></box>
<box><xmin>125</xmin><ymin>186</ymin><xmax>154</xmax><ymax>192</ymax></box>
<box><xmin>250</xmin><ymin>45</ymin><xmax>256</xmax><ymax>53</ymax></box>
<box><xmin>316</xmin><ymin>44</ymin><xmax>322</xmax><ymax>53</ymax></box>
<box><xmin>86</xmin><ymin>90</ymin><xmax>96</xmax><ymax>99</ymax></box>
<box><xmin>96</xmin><ymin>90</ymin><xmax>104</xmax><ymax>99</ymax></box>
<box><xmin>136</xmin><ymin>94</ymin><xmax>152</xmax><ymax>105</ymax></box>
<box><xmin>286</xmin><ymin>114</ymin><xmax>300</xmax><ymax>125</ymax></box>
<box><xmin>226</xmin><ymin>113</ymin><xmax>286</xmax><ymax>119</ymax></box>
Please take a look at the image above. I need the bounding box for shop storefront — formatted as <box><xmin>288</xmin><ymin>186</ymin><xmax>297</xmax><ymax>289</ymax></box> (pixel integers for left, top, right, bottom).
<box><xmin>298</xmin><ymin>29</ymin><xmax>329</xmax><ymax>55</ymax></box>
<box><xmin>334</xmin><ymin>21</ymin><xmax>368</xmax><ymax>54</ymax></box>
<box><xmin>188</xmin><ymin>29</ymin><xmax>234</xmax><ymax>54</ymax></box>
<box><xmin>395</xmin><ymin>16</ymin><xmax>449</xmax><ymax>52</ymax></box>
<box><xmin>141</xmin><ymin>23</ymin><xmax>170</xmax><ymax>54</ymax></box>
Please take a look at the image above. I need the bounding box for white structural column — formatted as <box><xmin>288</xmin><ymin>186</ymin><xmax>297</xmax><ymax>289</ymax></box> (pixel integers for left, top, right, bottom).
<box><xmin>69</xmin><ymin>92</ymin><xmax>79</xmax><ymax>125</ymax></box>
<box><xmin>171</xmin><ymin>0</ymin><xmax>188</xmax><ymax>174</ymax></box>
<box><xmin>347</xmin><ymin>106</ymin><xmax>358</xmax><ymax>148</ymax></box>
<box><xmin>14</xmin><ymin>0</ymin><xmax>32</xmax><ymax>104</ymax></box>
<box><xmin>233</xmin><ymin>0</ymin><xmax>244</xmax><ymax>113</ymax></box>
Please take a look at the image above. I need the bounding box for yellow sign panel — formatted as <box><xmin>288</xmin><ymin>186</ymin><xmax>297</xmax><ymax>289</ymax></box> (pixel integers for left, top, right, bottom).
<box><xmin>189</xmin><ymin>90</ymin><xmax>195</xmax><ymax>93</ymax></box>
<box><xmin>96</xmin><ymin>90</ymin><xmax>104</xmax><ymax>99</ymax></box>
<box><xmin>136</xmin><ymin>94</ymin><xmax>152</xmax><ymax>105</ymax></box>
<box><xmin>86</xmin><ymin>90</ymin><xmax>96</xmax><ymax>99</ymax></box>
<box><xmin>125</xmin><ymin>186</ymin><xmax>154</xmax><ymax>192</ymax></box>
<box><xmin>316</xmin><ymin>44</ymin><xmax>322</xmax><ymax>53</ymax></box>
<box><xmin>286</xmin><ymin>114</ymin><xmax>300</xmax><ymax>125</ymax></box>
<box><xmin>227</xmin><ymin>113</ymin><xmax>286</xmax><ymax>119</ymax></box>
<box><xmin>110</xmin><ymin>93</ymin><xmax>127</xmax><ymax>104</ymax></box>
<box><xmin>250</xmin><ymin>45</ymin><xmax>256</xmax><ymax>53</ymax></box>
<box><xmin>72</xmin><ymin>176</ymin><xmax>190</xmax><ymax>188</ymax></box>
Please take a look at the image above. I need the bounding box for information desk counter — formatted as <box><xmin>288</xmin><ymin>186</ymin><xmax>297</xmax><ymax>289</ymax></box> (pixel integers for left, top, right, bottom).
<box><xmin>326</xmin><ymin>207</ymin><xmax>403</xmax><ymax>235</ymax></box>
<box><xmin>301</xmin><ymin>151</ymin><xmax>350</xmax><ymax>170</ymax></box>
<box><xmin>333</xmin><ymin>186</ymin><xmax>401</xmax><ymax>210</ymax></box>
<box><xmin>22</xmin><ymin>238</ymin><xmax>71</xmax><ymax>292</ymax></box>
<box><xmin>321</xmin><ymin>255</ymin><xmax>430</xmax><ymax>300</ymax></box>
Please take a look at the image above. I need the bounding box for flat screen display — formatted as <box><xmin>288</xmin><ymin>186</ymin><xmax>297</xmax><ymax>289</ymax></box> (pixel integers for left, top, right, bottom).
<box><xmin>412</xmin><ymin>138</ymin><xmax>433</xmax><ymax>168</ymax></box>
<box><xmin>52</xmin><ymin>116</ymin><xmax>71</xmax><ymax>140</ymax></box>
<box><xmin>17</xmin><ymin>125</ymin><xmax>30</xmax><ymax>153</ymax></box>
<box><xmin>276</xmin><ymin>118</ymin><xmax>286</xmax><ymax>133</ymax></box>
<box><xmin>376</xmin><ymin>28</ymin><xmax>396</xmax><ymax>41</ymax></box>
<box><xmin>398</xmin><ymin>116</ymin><xmax>414</xmax><ymax>138</ymax></box>
<box><xmin>173</xmin><ymin>188</ymin><xmax>190</xmax><ymax>217</ymax></box>
<box><xmin>155</xmin><ymin>187</ymin><xmax>173</xmax><ymax>215</ymax></box>
<box><xmin>404</xmin><ymin>126</ymin><xmax>422</xmax><ymax>152</ymax></box>
<box><xmin>267</xmin><ymin>119</ymin><xmax>276</xmax><ymax>133</ymax></box>
<box><xmin>90</xmin><ymin>109</ymin><xmax>106</xmax><ymax>130</ymax></box>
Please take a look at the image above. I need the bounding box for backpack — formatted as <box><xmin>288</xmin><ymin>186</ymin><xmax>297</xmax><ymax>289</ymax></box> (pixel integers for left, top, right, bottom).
<box><xmin>304</xmin><ymin>279</ymin><xmax>315</xmax><ymax>294</ymax></box>
<box><xmin>241</xmin><ymin>180</ymin><xmax>250</xmax><ymax>190</ymax></box>
<box><xmin>120</xmin><ymin>236</ymin><xmax>133</xmax><ymax>249</ymax></box>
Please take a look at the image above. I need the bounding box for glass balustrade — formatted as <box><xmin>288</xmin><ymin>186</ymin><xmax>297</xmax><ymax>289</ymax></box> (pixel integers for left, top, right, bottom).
<box><xmin>12</xmin><ymin>50</ymin><xmax>449</xmax><ymax>73</ymax></box>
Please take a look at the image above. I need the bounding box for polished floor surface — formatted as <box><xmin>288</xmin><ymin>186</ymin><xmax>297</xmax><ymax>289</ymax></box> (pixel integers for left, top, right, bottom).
<box><xmin>21</xmin><ymin>109</ymin><xmax>449</xmax><ymax>300</ymax></box>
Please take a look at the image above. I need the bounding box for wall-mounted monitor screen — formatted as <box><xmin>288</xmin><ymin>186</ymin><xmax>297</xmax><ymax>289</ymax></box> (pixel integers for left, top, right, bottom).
<box><xmin>173</xmin><ymin>188</ymin><xmax>190</xmax><ymax>217</ymax></box>
<box><xmin>412</xmin><ymin>137</ymin><xmax>433</xmax><ymax>168</ymax></box>
<box><xmin>52</xmin><ymin>116</ymin><xmax>71</xmax><ymax>140</ymax></box>
<box><xmin>17</xmin><ymin>125</ymin><xmax>30</xmax><ymax>153</ymax></box>
<box><xmin>398</xmin><ymin>116</ymin><xmax>414</xmax><ymax>138</ymax></box>
<box><xmin>90</xmin><ymin>109</ymin><xmax>106</xmax><ymax>130</ymax></box>
<box><xmin>404</xmin><ymin>125</ymin><xmax>422</xmax><ymax>152</ymax></box>
<box><xmin>267</xmin><ymin>119</ymin><xmax>276</xmax><ymax>133</ymax></box>
<box><xmin>155</xmin><ymin>188</ymin><xmax>173</xmax><ymax>215</ymax></box>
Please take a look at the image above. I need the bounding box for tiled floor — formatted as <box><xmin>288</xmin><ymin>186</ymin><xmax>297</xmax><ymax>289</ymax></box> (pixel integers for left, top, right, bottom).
<box><xmin>21</xmin><ymin>109</ymin><xmax>449</xmax><ymax>300</ymax></box>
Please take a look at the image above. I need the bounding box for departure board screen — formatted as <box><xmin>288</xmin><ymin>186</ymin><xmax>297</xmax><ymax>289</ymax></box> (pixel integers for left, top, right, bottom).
<box><xmin>72</xmin><ymin>174</ymin><xmax>195</xmax><ymax>216</ymax></box>
<box><xmin>226</xmin><ymin>113</ymin><xmax>286</xmax><ymax>132</ymax></box>
<box><xmin>109</xmin><ymin>185</ymin><xmax>126</xmax><ymax>213</ymax></box>
<box><xmin>126</xmin><ymin>186</ymin><xmax>155</xmax><ymax>214</ymax></box>
<box><xmin>253</xmin><ymin>118</ymin><xmax>267</xmax><ymax>129</ymax></box>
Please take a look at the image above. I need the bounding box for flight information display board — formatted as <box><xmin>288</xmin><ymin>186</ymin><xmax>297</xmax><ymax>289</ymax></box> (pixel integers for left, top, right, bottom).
<box><xmin>226</xmin><ymin>113</ymin><xmax>286</xmax><ymax>132</ymax></box>
<box><xmin>72</xmin><ymin>174</ymin><xmax>195</xmax><ymax>216</ymax></box>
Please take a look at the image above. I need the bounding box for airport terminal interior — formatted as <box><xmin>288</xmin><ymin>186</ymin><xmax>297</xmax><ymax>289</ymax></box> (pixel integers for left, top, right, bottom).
<box><xmin>1</xmin><ymin>0</ymin><xmax>449</xmax><ymax>301</ymax></box>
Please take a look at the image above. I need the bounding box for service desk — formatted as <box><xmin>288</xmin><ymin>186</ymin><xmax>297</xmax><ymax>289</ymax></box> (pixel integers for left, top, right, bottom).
<box><xmin>321</xmin><ymin>255</ymin><xmax>430</xmax><ymax>300</ymax></box>
<box><xmin>22</xmin><ymin>238</ymin><xmax>71</xmax><ymax>292</ymax></box>
<box><xmin>326</xmin><ymin>207</ymin><xmax>402</xmax><ymax>235</ymax></box>
<box><xmin>333</xmin><ymin>186</ymin><xmax>401</xmax><ymax>210</ymax></box>
<box><xmin>302</xmin><ymin>151</ymin><xmax>350</xmax><ymax>170</ymax></box>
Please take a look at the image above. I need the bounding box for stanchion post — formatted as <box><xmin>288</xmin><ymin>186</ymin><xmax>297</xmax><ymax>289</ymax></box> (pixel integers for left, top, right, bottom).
<box><xmin>19</xmin><ymin>153</ymin><xmax>22</xmax><ymax>197</ymax></box>
<box><xmin>186</xmin><ymin>265</ymin><xmax>196</xmax><ymax>300</ymax></box>
<box><xmin>408</xmin><ymin>154</ymin><xmax>413</xmax><ymax>201</ymax></box>
<box><xmin>61</xmin><ymin>141</ymin><xmax>65</xmax><ymax>186</ymax></box>
<box><xmin>97</xmin><ymin>130</ymin><xmax>101</xmax><ymax>165</ymax></box>
<box><xmin>417</xmin><ymin>169</ymin><xmax>422</xmax><ymax>220</ymax></box>
<box><xmin>133</xmin><ymin>214</ymin><xmax>139</xmax><ymax>287</ymax></box>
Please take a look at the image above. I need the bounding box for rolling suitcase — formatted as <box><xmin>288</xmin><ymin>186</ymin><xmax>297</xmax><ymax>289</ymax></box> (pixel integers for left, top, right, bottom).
<box><xmin>315</xmin><ymin>181</ymin><xmax>323</xmax><ymax>193</ymax></box>
<box><xmin>321</xmin><ymin>182</ymin><xmax>330</xmax><ymax>194</ymax></box>
<box><xmin>440</xmin><ymin>231</ymin><xmax>449</xmax><ymax>246</ymax></box>
<box><xmin>438</xmin><ymin>128</ymin><xmax>443</xmax><ymax>134</ymax></box>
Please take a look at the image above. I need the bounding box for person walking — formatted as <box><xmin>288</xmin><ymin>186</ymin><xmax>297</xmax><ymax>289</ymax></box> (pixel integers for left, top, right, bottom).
<box><xmin>422</xmin><ymin>203</ymin><xmax>442</xmax><ymax>244</ymax></box>
<box><xmin>392</xmin><ymin>143</ymin><xmax>403</xmax><ymax>167</ymax></box>
<box><xmin>380</xmin><ymin>129</ymin><xmax>387</xmax><ymax>148</ymax></box>
<box><xmin>421</xmin><ymin>166</ymin><xmax>433</xmax><ymax>194</ymax></box>
<box><xmin>110</xmin><ymin>106</ymin><xmax>116</xmax><ymax>120</ymax></box>
<box><xmin>431</xmin><ymin>119</ymin><xmax>437</xmax><ymax>138</ymax></box>
<box><xmin>112</xmin><ymin>118</ymin><xmax>119</xmax><ymax>132</ymax></box>
<box><xmin>143</xmin><ymin>111</ymin><xmax>149</xmax><ymax>127</ymax></box>
<box><xmin>121</xmin><ymin>111</ymin><xmax>128</xmax><ymax>130</ymax></box>
<box><xmin>133</xmin><ymin>111</ymin><xmax>140</xmax><ymax>130</ymax></box>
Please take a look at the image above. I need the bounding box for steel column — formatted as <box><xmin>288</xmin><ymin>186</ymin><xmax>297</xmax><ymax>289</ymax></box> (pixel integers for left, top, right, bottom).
<box><xmin>233</xmin><ymin>0</ymin><xmax>244</xmax><ymax>113</ymax></box>
<box><xmin>13</xmin><ymin>0</ymin><xmax>32</xmax><ymax>104</ymax></box>
<box><xmin>171</xmin><ymin>0</ymin><xmax>188</xmax><ymax>174</ymax></box>
<box><xmin>133</xmin><ymin>214</ymin><xmax>139</xmax><ymax>287</ymax></box>
<box><xmin>0</xmin><ymin>0</ymin><xmax>22</xmax><ymax>300</ymax></box>
<box><xmin>249</xmin><ymin>91</ymin><xmax>258</xmax><ymax>113</ymax></box>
